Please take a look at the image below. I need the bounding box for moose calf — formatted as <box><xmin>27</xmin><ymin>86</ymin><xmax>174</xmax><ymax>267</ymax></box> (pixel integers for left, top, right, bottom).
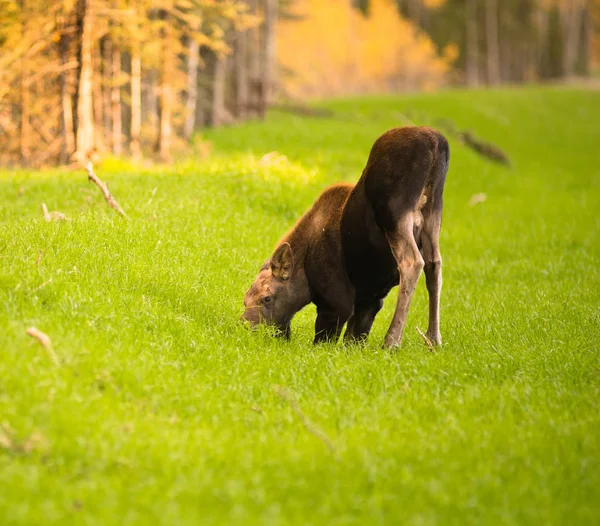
<box><xmin>242</xmin><ymin>126</ymin><xmax>450</xmax><ymax>348</ymax></box>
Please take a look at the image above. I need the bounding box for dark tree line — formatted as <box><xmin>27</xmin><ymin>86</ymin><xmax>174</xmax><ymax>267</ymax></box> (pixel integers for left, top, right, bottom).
<box><xmin>394</xmin><ymin>0</ymin><xmax>594</xmax><ymax>85</ymax></box>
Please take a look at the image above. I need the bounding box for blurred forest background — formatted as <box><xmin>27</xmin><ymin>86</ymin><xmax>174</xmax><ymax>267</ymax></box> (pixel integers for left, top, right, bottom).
<box><xmin>0</xmin><ymin>0</ymin><xmax>598</xmax><ymax>167</ymax></box>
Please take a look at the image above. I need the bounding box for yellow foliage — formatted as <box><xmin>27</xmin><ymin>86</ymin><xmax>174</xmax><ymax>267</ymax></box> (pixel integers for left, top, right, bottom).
<box><xmin>422</xmin><ymin>0</ymin><xmax>446</xmax><ymax>8</ymax></box>
<box><xmin>277</xmin><ymin>0</ymin><xmax>454</xmax><ymax>98</ymax></box>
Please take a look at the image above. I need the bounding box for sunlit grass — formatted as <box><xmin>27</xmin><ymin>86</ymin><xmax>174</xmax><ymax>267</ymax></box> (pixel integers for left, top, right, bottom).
<box><xmin>1</xmin><ymin>86</ymin><xmax>599</xmax><ymax>525</ymax></box>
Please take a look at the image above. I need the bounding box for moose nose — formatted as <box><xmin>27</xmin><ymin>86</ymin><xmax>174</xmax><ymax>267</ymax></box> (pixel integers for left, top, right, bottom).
<box><xmin>240</xmin><ymin>311</ymin><xmax>259</xmax><ymax>330</ymax></box>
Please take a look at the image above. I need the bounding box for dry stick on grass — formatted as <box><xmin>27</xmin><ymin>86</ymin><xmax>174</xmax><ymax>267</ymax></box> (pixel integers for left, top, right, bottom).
<box><xmin>41</xmin><ymin>203</ymin><xmax>67</xmax><ymax>222</ymax></box>
<box><xmin>35</xmin><ymin>249</ymin><xmax>43</xmax><ymax>267</ymax></box>
<box><xmin>270</xmin><ymin>102</ymin><xmax>334</xmax><ymax>118</ymax></box>
<box><xmin>34</xmin><ymin>278</ymin><xmax>53</xmax><ymax>292</ymax></box>
<box><xmin>26</xmin><ymin>327</ymin><xmax>59</xmax><ymax>365</ymax></box>
<box><xmin>416</xmin><ymin>327</ymin><xmax>435</xmax><ymax>352</ymax></box>
<box><xmin>273</xmin><ymin>385</ymin><xmax>338</xmax><ymax>457</ymax></box>
<box><xmin>469</xmin><ymin>192</ymin><xmax>487</xmax><ymax>207</ymax></box>
<box><xmin>85</xmin><ymin>162</ymin><xmax>127</xmax><ymax>217</ymax></box>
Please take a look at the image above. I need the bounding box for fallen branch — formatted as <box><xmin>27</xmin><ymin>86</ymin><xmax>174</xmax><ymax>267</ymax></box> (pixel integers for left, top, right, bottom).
<box><xmin>34</xmin><ymin>278</ymin><xmax>52</xmax><ymax>292</ymax></box>
<box><xmin>416</xmin><ymin>327</ymin><xmax>435</xmax><ymax>352</ymax></box>
<box><xmin>85</xmin><ymin>162</ymin><xmax>126</xmax><ymax>217</ymax></box>
<box><xmin>273</xmin><ymin>385</ymin><xmax>338</xmax><ymax>457</ymax></box>
<box><xmin>26</xmin><ymin>327</ymin><xmax>59</xmax><ymax>365</ymax></box>
<box><xmin>270</xmin><ymin>103</ymin><xmax>334</xmax><ymax>118</ymax></box>
<box><xmin>429</xmin><ymin>116</ymin><xmax>512</xmax><ymax>166</ymax></box>
<box><xmin>459</xmin><ymin>131</ymin><xmax>511</xmax><ymax>166</ymax></box>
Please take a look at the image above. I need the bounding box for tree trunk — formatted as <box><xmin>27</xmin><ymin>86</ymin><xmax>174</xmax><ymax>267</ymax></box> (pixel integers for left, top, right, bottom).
<box><xmin>158</xmin><ymin>12</ymin><xmax>172</xmax><ymax>162</ymax></box>
<box><xmin>184</xmin><ymin>34</ymin><xmax>199</xmax><ymax>140</ymax></box>
<box><xmin>195</xmin><ymin>48</ymin><xmax>211</xmax><ymax>128</ymax></box>
<box><xmin>75</xmin><ymin>0</ymin><xmax>95</xmax><ymax>164</ymax></box>
<box><xmin>261</xmin><ymin>0</ymin><xmax>277</xmax><ymax>117</ymax></box>
<box><xmin>111</xmin><ymin>41</ymin><xmax>122</xmax><ymax>155</ymax></box>
<box><xmin>211</xmin><ymin>50</ymin><xmax>226</xmax><ymax>127</ymax></box>
<box><xmin>130</xmin><ymin>42</ymin><xmax>142</xmax><ymax>158</ymax></box>
<box><xmin>562</xmin><ymin>3</ymin><xmax>582</xmax><ymax>78</ymax></box>
<box><xmin>93</xmin><ymin>39</ymin><xmax>105</xmax><ymax>152</ymax></box>
<box><xmin>234</xmin><ymin>29</ymin><xmax>248</xmax><ymax>119</ymax></box>
<box><xmin>20</xmin><ymin>9</ymin><xmax>30</xmax><ymax>164</ymax></box>
<box><xmin>547</xmin><ymin>5</ymin><xmax>564</xmax><ymax>78</ymax></box>
<box><xmin>59</xmin><ymin>15</ymin><xmax>75</xmax><ymax>164</ymax></box>
<box><xmin>578</xmin><ymin>4</ymin><xmax>591</xmax><ymax>75</ymax></box>
<box><xmin>248</xmin><ymin>0</ymin><xmax>261</xmax><ymax>117</ymax></box>
<box><xmin>485</xmin><ymin>0</ymin><xmax>500</xmax><ymax>85</ymax></box>
<box><xmin>148</xmin><ymin>68</ymin><xmax>158</xmax><ymax>134</ymax></box>
<box><xmin>465</xmin><ymin>0</ymin><xmax>479</xmax><ymax>86</ymax></box>
<box><xmin>534</xmin><ymin>5</ymin><xmax>549</xmax><ymax>79</ymax></box>
<box><xmin>102</xmin><ymin>37</ymin><xmax>111</xmax><ymax>142</ymax></box>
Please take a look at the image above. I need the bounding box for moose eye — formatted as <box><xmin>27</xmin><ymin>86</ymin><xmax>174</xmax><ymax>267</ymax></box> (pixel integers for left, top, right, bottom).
<box><xmin>263</xmin><ymin>296</ymin><xmax>272</xmax><ymax>304</ymax></box>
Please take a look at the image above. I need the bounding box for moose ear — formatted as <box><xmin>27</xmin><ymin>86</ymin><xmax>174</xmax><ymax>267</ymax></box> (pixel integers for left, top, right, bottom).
<box><xmin>270</xmin><ymin>242</ymin><xmax>294</xmax><ymax>281</ymax></box>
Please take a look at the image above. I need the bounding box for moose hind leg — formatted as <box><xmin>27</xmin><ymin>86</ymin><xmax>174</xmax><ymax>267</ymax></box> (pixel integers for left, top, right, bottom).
<box><xmin>421</xmin><ymin>205</ymin><xmax>443</xmax><ymax>345</ymax></box>
<box><xmin>384</xmin><ymin>216</ymin><xmax>424</xmax><ymax>348</ymax></box>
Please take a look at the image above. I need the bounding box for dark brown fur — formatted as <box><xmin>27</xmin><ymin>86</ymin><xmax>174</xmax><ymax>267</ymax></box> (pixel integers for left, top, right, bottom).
<box><xmin>242</xmin><ymin>126</ymin><xmax>450</xmax><ymax>348</ymax></box>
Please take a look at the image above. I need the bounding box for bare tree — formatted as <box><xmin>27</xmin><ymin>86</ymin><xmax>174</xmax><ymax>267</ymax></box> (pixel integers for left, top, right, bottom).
<box><xmin>485</xmin><ymin>0</ymin><xmax>500</xmax><ymax>85</ymax></box>
<box><xmin>101</xmin><ymin>36</ymin><xmax>111</xmax><ymax>142</ymax></box>
<box><xmin>561</xmin><ymin>1</ymin><xmax>583</xmax><ymax>78</ymax></box>
<box><xmin>234</xmin><ymin>29</ymin><xmax>248</xmax><ymax>118</ymax></box>
<box><xmin>158</xmin><ymin>11</ymin><xmax>173</xmax><ymax>162</ymax></box>
<box><xmin>578</xmin><ymin>2</ymin><xmax>591</xmax><ymax>75</ymax></box>
<box><xmin>184</xmin><ymin>32</ymin><xmax>200</xmax><ymax>140</ymax></box>
<box><xmin>20</xmin><ymin>0</ymin><xmax>31</xmax><ymax>164</ymax></box>
<box><xmin>75</xmin><ymin>0</ymin><xmax>95</xmax><ymax>163</ymax></box>
<box><xmin>247</xmin><ymin>0</ymin><xmax>262</xmax><ymax>116</ymax></box>
<box><xmin>211</xmin><ymin>50</ymin><xmax>227</xmax><ymax>126</ymax></box>
<box><xmin>111</xmin><ymin>38</ymin><xmax>122</xmax><ymax>155</ymax></box>
<box><xmin>130</xmin><ymin>41</ymin><xmax>142</xmax><ymax>158</ymax></box>
<box><xmin>262</xmin><ymin>0</ymin><xmax>277</xmax><ymax>114</ymax></box>
<box><xmin>147</xmin><ymin>68</ymin><xmax>158</xmax><ymax>137</ymax></box>
<box><xmin>465</xmin><ymin>0</ymin><xmax>479</xmax><ymax>87</ymax></box>
<box><xmin>93</xmin><ymin>36</ymin><xmax>105</xmax><ymax>152</ymax></box>
<box><xmin>59</xmin><ymin>13</ymin><xmax>75</xmax><ymax>164</ymax></box>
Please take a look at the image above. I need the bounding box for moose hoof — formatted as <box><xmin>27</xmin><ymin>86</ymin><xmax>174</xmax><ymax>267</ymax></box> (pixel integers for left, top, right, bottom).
<box><xmin>426</xmin><ymin>332</ymin><xmax>442</xmax><ymax>346</ymax></box>
<box><xmin>383</xmin><ymin>335</ymin><xmax>402</xmax><ymax>349</ymax></box>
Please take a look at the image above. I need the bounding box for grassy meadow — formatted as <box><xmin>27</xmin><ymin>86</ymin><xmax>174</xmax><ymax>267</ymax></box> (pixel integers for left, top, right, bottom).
<box><xmin>1</xmin><ymin>86</ymin><xmax>599</xmax><ymax>525</ymax></box>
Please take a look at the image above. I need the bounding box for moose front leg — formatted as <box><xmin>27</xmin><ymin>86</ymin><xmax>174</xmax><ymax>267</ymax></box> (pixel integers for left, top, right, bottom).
<box><xmin>314</xmin><ymin>308</ymin><xmax>350</xmax><ymax>344</ymax></box>
<box><xmin>344</xmin><ymin>298</ymin><xmax>384</xmax><ymax>343</ymax></box>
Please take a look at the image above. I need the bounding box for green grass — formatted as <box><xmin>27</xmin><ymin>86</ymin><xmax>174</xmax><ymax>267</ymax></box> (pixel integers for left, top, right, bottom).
<box><xmin>1</xmin><ymin>86</ymin><xmax>599</xmax><ymax>525</ymax></box>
